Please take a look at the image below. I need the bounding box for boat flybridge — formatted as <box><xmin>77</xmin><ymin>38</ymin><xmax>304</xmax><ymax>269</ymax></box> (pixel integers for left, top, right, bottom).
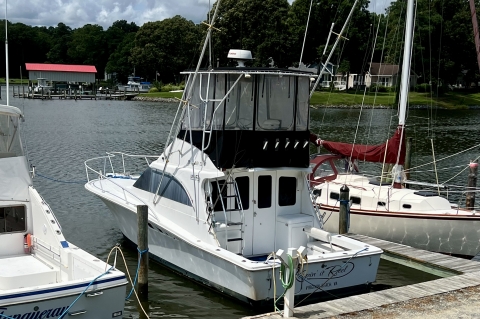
<box><xmin>84</xmin><ymin>49</ymin><xmax>382</xmax><ymax>306</ymax></box>
<box><xmin>0</xmin><ymin>104</ymin><xmax>127</xmax><ymax>318</ymax></box>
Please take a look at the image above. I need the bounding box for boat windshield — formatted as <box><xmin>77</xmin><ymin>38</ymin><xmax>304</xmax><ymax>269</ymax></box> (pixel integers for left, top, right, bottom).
<box><xmin>0</xmin><ymin>113</ymin><xmax>23</xmax><ymax>158</ymax></box>
<box><xmin>185</xmin><ymin>72</ymin><xmax>309</xmax><ymax>132</ymax></box>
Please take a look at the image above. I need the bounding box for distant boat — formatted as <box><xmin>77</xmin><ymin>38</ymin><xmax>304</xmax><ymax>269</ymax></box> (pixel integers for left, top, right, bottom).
<box><xmin>31</xmin><ymin>78</ymin><xmax>53</xmax><ymax>93</ymax></box>
<box><xmin>119</xmin><ymin>76</ymin><xmax>152</xmax><ymax>92</ymax></box>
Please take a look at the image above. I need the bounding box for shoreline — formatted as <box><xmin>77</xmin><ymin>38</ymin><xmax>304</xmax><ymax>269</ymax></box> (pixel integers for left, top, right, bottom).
<box><xmin>132</xmin><ymin>96</ymin><xmax>480</xmax><ymax>109</ymax></box>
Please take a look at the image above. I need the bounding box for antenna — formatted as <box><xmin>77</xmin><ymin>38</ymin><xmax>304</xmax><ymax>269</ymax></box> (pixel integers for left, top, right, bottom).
<box><xmin>5</xmin><ymin>0</ymin><xmax>8</xmax><ymax>106</ymax></box>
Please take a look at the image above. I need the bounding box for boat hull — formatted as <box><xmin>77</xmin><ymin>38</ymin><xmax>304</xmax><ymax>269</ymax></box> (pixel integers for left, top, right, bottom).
<box><xmin>101</xmin><ymin>198</ymin><xmax>381</xmax><ymax>305</ymax></box>
<box><xmin>0</xmin><ymin>280</ymin><xmax>126</xmax><ymax>319</ymax></box>
<box><xmin>321</xmin><ymin>205</ymin><xmax>480</xmax><ymax>257</ymax></box>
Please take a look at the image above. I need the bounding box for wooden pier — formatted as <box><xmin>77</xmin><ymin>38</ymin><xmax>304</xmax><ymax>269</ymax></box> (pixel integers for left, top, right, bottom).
<box><xmin>11</xmin><ymin>86</ymin><xmax>138</xmax><ymax>101</ymax></box>
<box><xmin>243</xmin><ymin>234</ymin><xmax>480</xmax><ymax>319</ymax></box>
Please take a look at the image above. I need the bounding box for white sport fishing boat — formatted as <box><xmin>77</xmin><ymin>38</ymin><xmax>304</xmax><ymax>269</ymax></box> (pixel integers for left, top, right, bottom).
<box><xmin>309</xmin><ymin>0</ymin><xmax>480</xmax><ymax>257</ymax></box>
<box><xmin>0</xmin><ymin>104</ymin><xmax>127</xmax><ymax>318</ymax></box>
<box><xmin>84</xmin><ymin>5</ymin><xmax>382</xmax><ymax>304</ymax></box>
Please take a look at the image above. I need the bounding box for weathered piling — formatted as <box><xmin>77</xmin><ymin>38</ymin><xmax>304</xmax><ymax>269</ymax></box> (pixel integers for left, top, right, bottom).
<box><xmin>137</xmin><ymin>205</ymin><xmax>149</xmax><ymax>299</ymax></box>
<box><xmin>404</xmin><ymin>137</ymin><xmax>413</xmax><ymax>186</ymax></box>
<box><xmin>466</xmin><ymin>161</ymin><xmax>478</xmax><ymax>210</ymax></box>
<box><xmin>339</xmin><ymin>185</ymin><xmax>350</xmax><ymax>234</ymax></box>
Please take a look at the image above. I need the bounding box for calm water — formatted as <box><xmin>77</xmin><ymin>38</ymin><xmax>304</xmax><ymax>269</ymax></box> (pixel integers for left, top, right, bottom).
<box><xmin>5</xmin><ymin>89</ymin><xmax>477</xmax><ymax>318</ymax></box>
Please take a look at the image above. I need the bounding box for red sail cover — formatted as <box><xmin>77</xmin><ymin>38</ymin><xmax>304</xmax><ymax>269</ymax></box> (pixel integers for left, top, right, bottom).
<box><xmin>310</xmin><ymin>126</ymin><xmax>406</xmax><ymax>165</ymax></box>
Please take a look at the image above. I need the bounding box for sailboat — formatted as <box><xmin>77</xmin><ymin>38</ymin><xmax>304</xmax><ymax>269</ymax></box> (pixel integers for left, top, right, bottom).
<box><xmin>0</xmin><ymin>3</ymin><xmax>127</xmax><ymax>318</ymax></box>
<box><xmin>309</xmin><ymin>0</ymin><xmax>480</xmax><ymax>257</ymax></box>
<box><xmin>84</xmin><ymin>0</ymin><xmax>382</xmax><ymax>306</ymax></box>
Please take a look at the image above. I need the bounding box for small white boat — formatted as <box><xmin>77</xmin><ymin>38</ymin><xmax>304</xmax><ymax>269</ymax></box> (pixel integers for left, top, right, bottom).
<box><xmin>84</xmin><ymin>47</ymin><xmax>382</xmax><ymax>305</ymax></box>
<box><xmin>32</xmin><ymin>78</ymin><xmax>53</xmax><ymax>93</ymax></box>
<box><xmin>0</xmin><ymin>104</ymin><xmax>127</xmax><ymax>318</ymax></box>
<box><xmin>119</xmin><ymin>76</ymin><xmax>151</xmax><ymax>92</ymax></box>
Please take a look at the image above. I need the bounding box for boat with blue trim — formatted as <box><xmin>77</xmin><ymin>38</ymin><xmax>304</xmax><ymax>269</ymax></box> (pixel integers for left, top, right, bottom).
<box><xmin>0</xmin><ymin>104</ymin><xmax>127</xmax><ymax>318</ymax></box>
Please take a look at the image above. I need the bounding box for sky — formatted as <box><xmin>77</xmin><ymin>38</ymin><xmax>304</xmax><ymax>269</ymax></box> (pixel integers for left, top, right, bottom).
<box><xmin>4</xmin><ymin>0</ymin><xmax>391</xmax><ymax>30</ymax></box>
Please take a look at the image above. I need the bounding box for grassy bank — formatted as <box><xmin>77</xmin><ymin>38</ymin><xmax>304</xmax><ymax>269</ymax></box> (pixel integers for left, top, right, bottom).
<box><xmin>139</xmin><ymin>90</ymin><xmax>480</xmax><ymax>109</ymax></box>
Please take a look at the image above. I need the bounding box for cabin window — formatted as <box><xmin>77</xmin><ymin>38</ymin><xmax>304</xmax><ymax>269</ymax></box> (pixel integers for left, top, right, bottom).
<box><xmin>133</xmin><ymin>168</ymin><xmax>192</xmax><ymax>206</ymax></box>
<box><xmin>0</xmin><ymin>206</ymin><xmax>26</xmax><ymax>233</ymax></box>
<box><xmin>377</xmin><ymin>201</ymin><xmax>386</xmax><ymax>207</ymax></box>
<box><xmin>225</xmin><ymin>77</ymin><xmax>254</xmax><ymax>130</ymax></box>
<box><xmin>350</xmin><ymin>196</ymin><xmax>361</xmax><ymax>205</ymax></box>
<box><xmin>296</xmin><ymin>77</ymin><xmax>309</xmax><ymax>131</ymax></box>
<box><xmin>235</xmin><ymin>177</ymin><xmax>250</xmax><ymax>210</ymax></box>
<box><xmin>330</xmin><ymin>192</ymin><xmax>339</xmax><ymax>200</ymax></box>
<box><xmin>403</xmin><ymin>204</ymin><xmax>412</xmax><ymax>209</ymax></box>
<box><xmin>185</xmin><ymin>73</ymin><xmax>226</xmax><ymax>131</ymax></box>
<box><xmin>278</xmin><ymin>177</ymin><xmax>297</xmax><ymax>206</ymax></box>
<box><xmin>258</xmin><ymin>175</ymin><xmax>272</xmax><ymax>208</ymax></box>
<box><xmin>256</xmin><ymin>75</ymin><xmax>294</xmax><ymax>131</ymax></box>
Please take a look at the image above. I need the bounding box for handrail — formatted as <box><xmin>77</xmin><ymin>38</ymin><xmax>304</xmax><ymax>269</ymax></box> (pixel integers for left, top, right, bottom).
<box><xmin>304</xmin><ymin>174</ymin><xmax>325</xmax><ymax>227</ymax></box>
<box><xmin>84</xmin><ymin>152</ymin><xmax>160</xmax><ymax>221</ymax></box>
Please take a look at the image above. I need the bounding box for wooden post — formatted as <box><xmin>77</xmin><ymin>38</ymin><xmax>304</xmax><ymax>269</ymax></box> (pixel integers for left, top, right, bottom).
<box><xmin>137</xmin><ymin>205</ymin><xmax>149</xmax><ymax>299</ymax></box>
<box><xmin>466</xmin><ymin>161</ymin><xmax>478</xmax><ymax>210</ymax></box>
<box><xmin>404</xmin><ymin>137</ymin><xmax>413</xmax><ymax>186</ymax></box>
<box><xmin>339</xmin><ymin>185</ymin><xmax>350</xmax><ymax>234</ymax></box>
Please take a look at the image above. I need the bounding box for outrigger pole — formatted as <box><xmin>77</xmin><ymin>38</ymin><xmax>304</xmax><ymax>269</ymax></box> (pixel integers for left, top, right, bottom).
<box><xmin>309</xmin><ymin>0</ymin><xmax>359</xmax><ymax>98</ymax></box>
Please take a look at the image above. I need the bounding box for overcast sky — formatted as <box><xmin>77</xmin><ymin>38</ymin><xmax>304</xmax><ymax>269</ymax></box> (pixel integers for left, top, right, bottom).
<box><xmin>4</xmin><ymin>0</ymin><xmax>390</xmax><ymax>30</ymax></box>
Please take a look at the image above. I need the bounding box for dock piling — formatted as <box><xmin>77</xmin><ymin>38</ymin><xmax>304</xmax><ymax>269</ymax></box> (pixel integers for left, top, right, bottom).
<box><xmin>137</xmin><ymin>205</ymin><xmax>149</xmax><ymax>299</ymax></box>
<box><xmin>339</xmin><ymin>185</ymin><xmax>350</xmax><ymax>234</ymax></box>
<box><xmin>466</xmin><ymin>161</ymin><xmax>478</xmax><ymax>210</ymax></box>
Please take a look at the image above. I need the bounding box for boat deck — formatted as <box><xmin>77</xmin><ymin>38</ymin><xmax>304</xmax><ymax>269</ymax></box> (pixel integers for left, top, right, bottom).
<box><xmin>243</xmin><ymin>233</ymin><xmax>480</xmax><ymax>319</ymax></box>
<box><xmin>0</xmin><ymin>255</ymin><xmax>58</xmax><ymax>290</ymax></box>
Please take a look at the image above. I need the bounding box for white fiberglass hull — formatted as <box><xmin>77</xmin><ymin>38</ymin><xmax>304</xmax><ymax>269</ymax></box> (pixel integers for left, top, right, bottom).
<box><xmin>100</xmin><ymin>197</ymin><xmax>381</xmax><ymax>304</ymax></box>
<box><xmin>0</xmin><ymin>276</ymin><xmax>126</xmax><ymax>319</ymax></box>
<box><xmin>321</xmin><ymin>205</ymin><xmax>480</xmax><ymax>257</ymax></box>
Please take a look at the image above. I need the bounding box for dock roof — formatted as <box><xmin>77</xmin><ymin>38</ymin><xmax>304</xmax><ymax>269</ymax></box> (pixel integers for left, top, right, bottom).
<box><xmin>25</xmin><ymin>63</ymin><xmax>97</xmax><ymax>73</ymax></box>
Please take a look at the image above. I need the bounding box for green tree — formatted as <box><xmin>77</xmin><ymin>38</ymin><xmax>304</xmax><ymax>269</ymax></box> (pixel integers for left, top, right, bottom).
<box><xmin>105</xmin><ymin>33</ymin><xmax>136</xmax><ymax>83</ymax></box>
<box><xmin>67</xmin><ymin>24</ymin><xmax>107</xmax><ymax>75</ymax></box>
<box><xmin>130</xmin><ymin>15</ymin><xmax>201</xmax><ymax>83</ymax></box>
<box><xmin>210</xmin><ymin>0</ymin><xmax>293</xmax><ymax>67</ymax></box>
<box><xmin>46</xmin><ymin>23</ymin><xmax>72</xmax><ymax>64</ymax></box>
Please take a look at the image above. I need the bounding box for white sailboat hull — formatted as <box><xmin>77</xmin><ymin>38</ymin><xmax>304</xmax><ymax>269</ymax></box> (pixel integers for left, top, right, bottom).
<box><xmin>321</xmin><ymin>204</ymin><xmax>480</xmax><ymax>257</ymax></box>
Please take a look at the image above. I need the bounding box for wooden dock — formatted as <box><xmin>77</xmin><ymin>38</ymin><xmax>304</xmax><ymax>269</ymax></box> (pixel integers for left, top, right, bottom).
<box><xmin>12</xmin><ymin>86</ymin><xmax>138</xmax><ymax>101</ymax></box>
<box><xmin>243</xmin><ymin>234</ymin><xmax>480</xmax><ymax>319</ymax></box>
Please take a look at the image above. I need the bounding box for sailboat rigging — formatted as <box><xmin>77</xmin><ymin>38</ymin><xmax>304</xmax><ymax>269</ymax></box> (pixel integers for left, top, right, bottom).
<box><xmin>309</xmin><ymin>0</ymin><xmax>480</xmax><ymax>258</ymax></box>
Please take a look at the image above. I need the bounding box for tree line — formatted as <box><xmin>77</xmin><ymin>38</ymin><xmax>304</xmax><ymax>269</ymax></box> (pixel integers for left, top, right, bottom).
<box><xmin>0</xmin><ymin>0</ymin><xmax>478</xmax><ymax>87</ymax></box>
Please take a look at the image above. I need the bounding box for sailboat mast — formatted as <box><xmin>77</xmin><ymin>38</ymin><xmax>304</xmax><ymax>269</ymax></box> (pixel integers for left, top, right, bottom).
<box><xmin>5</xmin><ymin>0</ymin><xmax>9</xmax><ymax>106</ymax></box>
<box><xmin>469</xmin><ymin>0</ymin><xmax>480</xmax><ymax>73</ymax></box>
<box><xmin>398</xmin><ymin>0</ymin><xmax>415</xmax><ymax>126</ymax></box>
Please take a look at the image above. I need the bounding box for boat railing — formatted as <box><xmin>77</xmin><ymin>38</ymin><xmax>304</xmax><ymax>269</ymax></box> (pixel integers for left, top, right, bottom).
<box><xmin>304</xmin><ymin>174</ymin><xmax>325</xmax><ymax>226</ymax></box>
<box><xmin>84</xmin><ymin>152</ymin><xmax>160</xmax><ymax>221</ymax></box>
<box><xmin>32</xmin><ymin>236</ymin><xmax>61</xmax><ymax>266</ymax></box>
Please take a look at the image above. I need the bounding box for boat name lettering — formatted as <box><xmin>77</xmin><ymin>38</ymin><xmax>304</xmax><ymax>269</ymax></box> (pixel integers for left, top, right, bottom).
<box><xmin>301</xmin><ymin>262</ymin><xmax>355</xmax><ymax>280</ymax></box>
<box><xmin>305</xmin><ymin>281</ymin><xmax>337</xmax><ymax>290</ymax></box>
<box><xmin>0</xmin><ymin>306</ymin><xmax>68</xmax><ymax>319</ymax></box>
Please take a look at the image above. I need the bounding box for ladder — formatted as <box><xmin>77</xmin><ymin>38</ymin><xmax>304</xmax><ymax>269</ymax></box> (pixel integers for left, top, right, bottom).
<box><xmin>210</xmin><ymin>176</ymin><xmax>244</xmax><ymax>254</ymax></box>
